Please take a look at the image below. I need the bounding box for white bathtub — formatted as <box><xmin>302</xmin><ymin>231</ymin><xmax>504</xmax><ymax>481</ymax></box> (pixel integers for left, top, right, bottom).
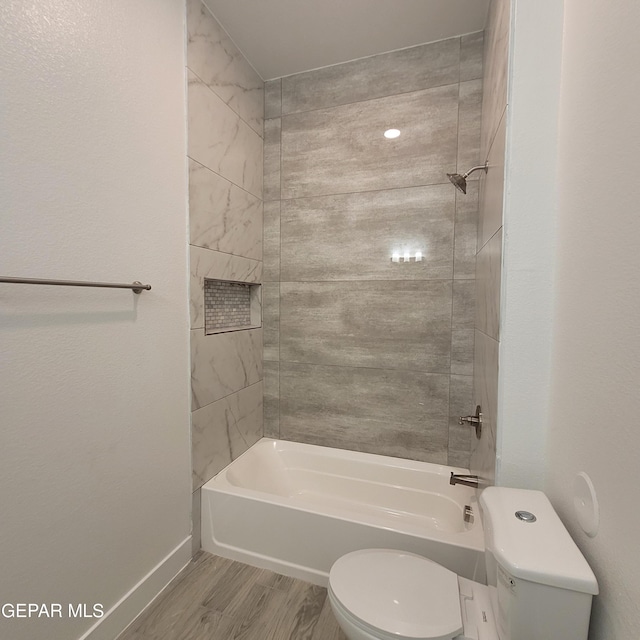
<box><xmin>201</xmin><ymin>439</ymin><xmax>485</xmax><ymax>586</ymax></box>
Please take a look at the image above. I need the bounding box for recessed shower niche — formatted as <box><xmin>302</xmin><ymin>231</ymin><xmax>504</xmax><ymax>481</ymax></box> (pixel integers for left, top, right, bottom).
<box><xmin>204</xmin><ymin>279</ymin><xmax>262</xmax><ymax>335</ymax></box>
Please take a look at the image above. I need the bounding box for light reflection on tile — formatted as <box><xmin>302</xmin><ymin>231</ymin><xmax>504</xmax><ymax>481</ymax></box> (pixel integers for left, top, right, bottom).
<box><xmin>280</xmin><ymin>186</ymin><xmax>454</xmax><ymax>281</ymax></box>
<box><xmin>281</xmin><ymin>84</ymin><xmax>459</xmax><ymax>199</ymax></box>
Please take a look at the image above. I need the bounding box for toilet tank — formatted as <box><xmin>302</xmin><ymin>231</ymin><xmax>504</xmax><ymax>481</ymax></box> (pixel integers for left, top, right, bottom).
<box><xmin>480</xmin><ymin>487</ymin><xmax>598</xmax><ymax>640</ymax></box>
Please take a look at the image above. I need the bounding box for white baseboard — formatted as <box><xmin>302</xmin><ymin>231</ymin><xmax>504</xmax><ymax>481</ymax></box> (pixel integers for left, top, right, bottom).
<box><xmin>77</xmin><ymin>536</ymin><xmax>192</xmax><ymax>640</ymax></box>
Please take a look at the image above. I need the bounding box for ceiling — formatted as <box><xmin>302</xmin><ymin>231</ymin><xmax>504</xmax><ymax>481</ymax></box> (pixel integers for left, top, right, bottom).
<box><xmin>203</xmin><ymin>0</ymin><xmax>490</xmax><ymax>80</ymax></box>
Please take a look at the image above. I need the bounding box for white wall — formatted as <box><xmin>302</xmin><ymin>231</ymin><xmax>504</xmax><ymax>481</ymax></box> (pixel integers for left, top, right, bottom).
<box><xmin>0</xmin><ymin>1</ymin><xmax>192</xmax><ymax>639</ymax></box>
<box><xmin>496</xmin><ymin>0</ymin><xmax>564</xmax><ymax>489</ymax></box>
<box><xmin>546</xmin><ymin>0</ymin><xmax>640</xmax><ymax>637</ymax></box>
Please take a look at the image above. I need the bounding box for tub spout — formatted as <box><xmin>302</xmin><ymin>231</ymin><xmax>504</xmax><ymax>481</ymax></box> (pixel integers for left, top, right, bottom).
<box><xmin>449</xmin><ymin>473</ymin><xmax>479</xmax><ymax>488</ymax></box>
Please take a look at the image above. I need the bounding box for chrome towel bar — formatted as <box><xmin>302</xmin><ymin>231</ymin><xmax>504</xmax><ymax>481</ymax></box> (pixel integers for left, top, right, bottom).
<box><xmin>0</xmin><ymin>276</ymin><xmax>151</xmax><ymax>294</ymax></box>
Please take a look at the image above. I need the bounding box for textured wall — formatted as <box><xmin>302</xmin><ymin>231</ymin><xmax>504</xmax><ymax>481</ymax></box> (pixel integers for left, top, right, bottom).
<box><xmin>469</xmin><ymin>0</ymin><xmax>510</xmax><ymax>486</ymax></box>
<box><xmin>0</xmin><ymin>1</ymin><xmax>191</xmax><ymax>638</ymax></box>
<box><xmin>186</xmin><ymin>0</ymin><xmax>264</xmax><ymax>539</ymax></box>
<box><xmin>545</xmin><ymin>0</ymin><xmax>640</xmax><ymax>637</ymax></box>
<box><xmin>263</xmin><ymin>36</ymin><xmax>483</xmax><ymax>466</ymax></box>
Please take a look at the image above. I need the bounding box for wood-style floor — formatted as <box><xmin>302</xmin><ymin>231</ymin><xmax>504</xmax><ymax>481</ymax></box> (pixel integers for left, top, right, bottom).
<box><xmin>117</xmin><ymin>551</ymin><xmax>347</xmax><ymax>640</ymax></box>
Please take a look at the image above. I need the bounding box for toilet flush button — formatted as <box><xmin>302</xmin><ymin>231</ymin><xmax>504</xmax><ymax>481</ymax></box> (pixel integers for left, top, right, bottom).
<box><xmin>515</xmin><ymin>510</ymin><xmax>537</xmax><ymax>522</ymax></box>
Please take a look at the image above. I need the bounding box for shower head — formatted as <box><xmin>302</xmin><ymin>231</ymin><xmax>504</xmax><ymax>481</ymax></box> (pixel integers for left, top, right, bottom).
<box><xmin>447</xmin><ymin>162</ymin><xmax>489</xmax><ymax>194</ymax></box>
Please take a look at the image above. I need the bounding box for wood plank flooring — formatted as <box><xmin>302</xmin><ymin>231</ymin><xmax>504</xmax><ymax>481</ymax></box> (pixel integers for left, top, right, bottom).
<box><xmin>117</xmin><ymin>552</ymin><xmax>347</xmax><ymax>640</ymax></box>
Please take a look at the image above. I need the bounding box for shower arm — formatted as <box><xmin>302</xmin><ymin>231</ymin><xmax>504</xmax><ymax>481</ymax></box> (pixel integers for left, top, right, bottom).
<box><xmin>462</xmin><ymin>163</ymin><xmax>489</xmax><ymax>179</ymax></box>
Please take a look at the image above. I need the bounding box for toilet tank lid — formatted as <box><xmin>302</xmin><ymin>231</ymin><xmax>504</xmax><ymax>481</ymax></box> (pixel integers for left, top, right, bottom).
<box><xmin>480</xmin><ymin>487</ymin><xmax>598</xmax><ymax>595</ymax></box>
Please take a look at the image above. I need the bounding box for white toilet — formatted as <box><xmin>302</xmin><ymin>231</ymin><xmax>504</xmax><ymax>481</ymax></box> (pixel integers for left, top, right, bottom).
<box><xmin>328</xmin><ymin>487</ymin><xmax>598</xmax><ymax>640</ymax></box>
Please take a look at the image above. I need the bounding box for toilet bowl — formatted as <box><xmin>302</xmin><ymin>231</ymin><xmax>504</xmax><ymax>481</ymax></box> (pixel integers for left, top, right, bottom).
<box><xmin>328</xmin><ymin>487</ymin><xmax>599</xmax><ymax>640</ymax></box>
<box><xmin>328</xmin><ymin>549</ymin><xmax>492</xmax><ymax>640</ymax></box>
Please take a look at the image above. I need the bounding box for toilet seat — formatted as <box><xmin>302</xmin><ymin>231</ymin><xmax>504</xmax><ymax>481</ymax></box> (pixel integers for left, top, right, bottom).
<box><xmin>328</xmin><ymin>549</ymin><xmax>464</xmax><ymax>640</ymax></box>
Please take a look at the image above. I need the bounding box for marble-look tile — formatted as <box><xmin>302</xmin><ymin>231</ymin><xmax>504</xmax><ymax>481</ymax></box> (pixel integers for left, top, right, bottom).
<box><xmin>281</xmin><ymin>38</ymin><xmax>460</xmax><ymax>115</ymax></box>
<box><xmin>454</xmin><ymin>181</ymin><xmax>479</xmax><ymax>280</ymax></box>
<box><xmin>191</xmin><ymin>488</ymin><xmax>202</xmax><ymax>554</ymax></box>
<box><xmin>479</xmin><ymin>109</ymin><xmax>506</xmax><ymax>249</ymax></box>
<box><xmin>451</xmin><ymin>329</ymin><xmax>474</xmax><ymax>376</ymax></box>
<box><xmin>280</xmin><ymin>281</ymin><xmax>452</xmax><ymax>373</ymax></box>
<box><xmin>190</xmin><ymin>245</ymin><xmax>262</xmax><ymax>330</ymax></box>
<box><xmin>191</xmin><ymin>381</ymin><xmax>263</xmax><ymax>490</ymax></box>
<box><xmin>476</xmin><ymin>227</ymin><xmax>502</xmax><ymax>341</ymax></box>
<box><xmin>265</xmin><ymin>79</ymin><xmax>282</xmax><ymax>119</ymax></box>
<box><xmin>281</xmin><ymin>186</ymin><xmax>454</xmax><ymax>281</ymax></box>
<box><xmin>187</xmin><ymin>0</ymin><xmax>263</xmax><ymax>136</ymax></box>
<box><xmin>191</xmin><ymin>328</ymin><xmax>263</xmax><ymax>410</ymax></box>
<box><xmin>262</xmin><ymin>282</ymin><xmax>279</xmax><ymax>361</ymax></box>
<box><xmin>263</xmin><ymin>360</ymin><xmax>279</xmax><ymax>438</ymax></box>
<box><xmin>452</xmin><ymin>280</ymin><xmax>475</xmax><ymax>329</ymax></box>
<box><xmin>189</xmin><ymin>160</ymin><xmax>262</xmax><ymax>261</ymax></box>
<box><xmin>280</xmin><ymin>363</ymin><xmax>449</xmax><ymax>463</ymax></box>
<box><xmin>470</xmin><ymin>330</ymin><xmax>498</xmax><ymax>487</ymax></box>
<box><xmin>263</xmin><ymin>117</ymin><xmax>281</xmax><ymax>201</ymax></box>
<box><xmin>457</xmin><ymin>80</ymin><xmax>483</xmax><ymax>179</ymax></box>
<box><xmin>263</xmin><ymin>201</ymin><xmax>280</xmax><ymax>281</ymax></box>
<box><xmin>460</xmin><ymin>32</ymin><xmax>484</xmax><ymax>82</ymax></box>
<box><xmin>481</xmin><ymin>0</ymin><xmax>511</xmax><ymax>159</ymax></box>
<box><xmin>188</xmin><ymin>70</ymin><xmax>263</xmax><ymax>199</ymax></box>
<box><xmin>281</xmin><ymin>84</ymin><xmax>459</xmax><ymax>199</ymax></box>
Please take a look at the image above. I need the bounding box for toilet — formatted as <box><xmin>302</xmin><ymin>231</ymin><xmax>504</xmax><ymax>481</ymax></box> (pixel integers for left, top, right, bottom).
<box><xmin>328</xmin><ymin>487</ymin><xmax>598</xmax><ymax>640</ymax></box>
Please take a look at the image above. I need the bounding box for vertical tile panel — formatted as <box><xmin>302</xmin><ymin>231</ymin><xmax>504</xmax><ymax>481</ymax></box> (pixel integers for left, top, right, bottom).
<box><xmin>457</xmin><ymin>79</ymin><xmax>483</xmax><ymax>177</ymax></box>
<box><xmin>453</xmin><ymin>181</ymin><xmax>479</xmax><ymax>279</ymax></box>
<box><xmin>264</xmin><ymin>118</ymin><xmax>281</xmax><ymax>201</ymax></box>
<box><xmin>480</xmin><ymin>0</ymin><xmax>511</xmax><ymax>159</ymax></box>
<box><xmin>470</xmin><ymin>330</ymin><xmax>498</xmax><ymax>486</ymax></box>
<box><xmin>476</xmin><ymin>228</ymin><xmax>502</xmax><ymax>341</ymax></box>
<box><xmin>263</xmin><ymin>282</ymin><xmax>280</xmax><ymax>361</ymax></box>
<box><xmin>263</xmin><ymin>200</ymin><xmax>281</xmax><ymax>281</ymax></box>
<box><xmin>478</xmin><ymin>110</ymin><xmax>507</xmax><ymax>248</ymax></box>
<box><xmin>265</xmin><ymin>79</ymin><xmax>282</xmax><ymax>119</ymax></box>
<box><xmin>460</xmin><ymin>32</ymin><xmax>484</xmax><ymax>82</ymax></box>
<box><xmin>263</xmin><ymin>361</ymin><xmax>280</xmax><ymax>438</ymax></box>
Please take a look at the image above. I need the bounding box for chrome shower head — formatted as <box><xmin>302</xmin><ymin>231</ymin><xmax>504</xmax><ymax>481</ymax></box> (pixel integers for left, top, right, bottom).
<box><xmin>447</xmin><ymin>172</ymin><xmax>468</xmax><ymax>194</ymax></box>
<box><xmin>447</xmin><ymin>162</ymin><xmax>489</xmax><ymax>194</ymax></box>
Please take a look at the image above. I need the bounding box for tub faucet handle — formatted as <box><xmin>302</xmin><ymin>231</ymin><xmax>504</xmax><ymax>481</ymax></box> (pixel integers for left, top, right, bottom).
<box><xmin>458</xmin><ymin>405</ymin><xmax>482</xmax><ymax>439</ymax></box>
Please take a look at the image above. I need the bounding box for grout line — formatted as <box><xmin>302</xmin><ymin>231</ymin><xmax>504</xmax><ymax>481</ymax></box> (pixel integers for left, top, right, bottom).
<box><xmin>278</xmin><ymin>79</ymin><xmax>463</xmax><ymax>118</ymax></box>
<box><xmin>276</xmin><ymin>359</ymin><xmax>453</xmax><ymax>377</ymax></box>
<box><xmin>277</xmin><ymin>180</ymin><xmax>459</xmax><ymax>202</ymax></box>
<box><xmin>192</xmin><ymin>378</ymin><xmax>263</xmax><ymax>414</ymax></box>
<box><xmin>188</xmin><ymin>156</ymin><xmax>263</xmax><ymax>201</ymax></box>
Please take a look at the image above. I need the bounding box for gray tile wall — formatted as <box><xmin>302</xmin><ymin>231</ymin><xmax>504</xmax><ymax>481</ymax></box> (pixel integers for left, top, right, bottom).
<box><xmin>263</xmin><ymin>35</ymin><xmax>483</xmax><ymax>466</ymax></box>
<box><xmin>470</xmin><ymin>0</ymin><xmax>511</xmax><ymax>486</ymax></box>
<box><xmin>186</xmin><ymin>0</ymin><xmax>264</xmax><ymax>527</ymax></box>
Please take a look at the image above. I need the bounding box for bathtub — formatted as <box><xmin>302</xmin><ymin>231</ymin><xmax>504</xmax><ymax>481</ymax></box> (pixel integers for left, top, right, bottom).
<box><xmin>201</xmin><ymin>439</ymin><xmax>485</xmax><ymax>586</ymax></box>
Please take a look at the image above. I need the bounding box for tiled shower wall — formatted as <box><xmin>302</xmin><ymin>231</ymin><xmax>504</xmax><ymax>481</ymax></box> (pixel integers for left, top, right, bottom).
<box><xmin>263</xmin><ymin>36</ymin><xmax>483</xmax><ymax>466</ymax></box>
<box><xmin>186</xmin><ymin>0</ymin><xmax>264</xmax><ymax>547</ymax></box>
<box><xmin>471</xmin><ymin>0</ymin><xmax>510</xmax><ymax>486</ymax></box>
